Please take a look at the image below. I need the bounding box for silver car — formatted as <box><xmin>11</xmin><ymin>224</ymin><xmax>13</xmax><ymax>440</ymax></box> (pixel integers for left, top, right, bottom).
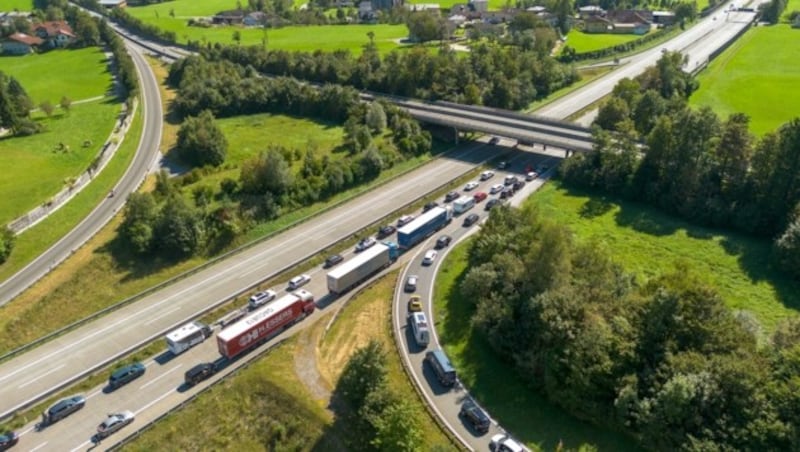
<box><xmin>96</xmin><ymin>411</ymin><xmax>134</xmax><ymax>438</ymax></box>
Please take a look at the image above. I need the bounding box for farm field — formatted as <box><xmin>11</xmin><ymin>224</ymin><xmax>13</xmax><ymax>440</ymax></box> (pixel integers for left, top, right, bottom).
<box><xmin>562</xmin><ymin>29</ymin><xmax>649</xmax><ymax>54</ymax></box>
<box><xmin>690</xmin><ymin>8</ymin><xmax>800</xmax><ymax>135</ymax></box>
<box><xmin>0</xmin><ymin>101</ymin><xmax>121</xmax><ymax>226</ymax></box>
<box><xmin>125</xmin><ymin>1</ymin><xmax>408</xmax><ymax>54</ymax></box>
<box><xmin>1</xmin><ymin>0</ymin><xmax>32</xmax><ymax>11</ymax></box>
<box><xmin>434</xmin><ymin>241</ymin><xmax>640</xmax><ymax>452</ymax></box>
<box><xmin>1</xmin><ymin>47</ymin><xmax>113</xmax><ymax>103</ymax></box>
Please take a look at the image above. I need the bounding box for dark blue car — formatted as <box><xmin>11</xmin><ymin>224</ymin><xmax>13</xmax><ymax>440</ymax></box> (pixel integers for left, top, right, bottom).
<box><xmin>108</xmin><ymin>362</ymin><xmax>146</xmax><ymax>389</ymax></box>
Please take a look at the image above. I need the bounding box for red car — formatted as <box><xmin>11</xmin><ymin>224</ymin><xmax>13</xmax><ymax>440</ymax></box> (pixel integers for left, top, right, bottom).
<box><xmin>473</xmin><ymin>191</ymin><xmax>488</xmax><ymax>203</ymax></box>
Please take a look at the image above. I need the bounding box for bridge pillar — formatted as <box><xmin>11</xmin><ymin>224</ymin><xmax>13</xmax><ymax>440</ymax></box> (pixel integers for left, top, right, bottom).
<box><xmin>453</xmin><ymin>127</ymin><xmax>459</xmax><ymax>144</ymax></box>
<box><xmin>565</xmin><ymin>149</ymin><xmax>571</xmax><ymax>158</ymax></box>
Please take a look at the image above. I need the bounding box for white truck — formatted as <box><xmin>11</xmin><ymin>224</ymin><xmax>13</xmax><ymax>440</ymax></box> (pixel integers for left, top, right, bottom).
<box><xmin>327</xmin><ymin>242</ymin><xmax>399</xmax><ymax>295</ymax></box>
<box><xmin>453</xmin><ymin>195</ymin><xmax>475</xmax><ymax>214</ymax></box>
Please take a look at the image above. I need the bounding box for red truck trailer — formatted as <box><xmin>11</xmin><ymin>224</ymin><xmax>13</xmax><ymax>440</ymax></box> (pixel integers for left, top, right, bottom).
<box><xmin>217</xmin><ymin>290</ymin><xmax>315</xmax><ymax>359</ymax></box>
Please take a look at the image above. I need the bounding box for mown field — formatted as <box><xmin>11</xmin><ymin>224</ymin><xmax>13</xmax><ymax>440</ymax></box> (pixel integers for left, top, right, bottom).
<box><xmin>126</xmin><ymin>272</ymin><xmax>454</xmax><ymax>450</ymax></box>
<box><xmin>562</xmin><ymin>29</ymin><xmax>647</xmax><ymax>54</ymax></box>
<box><xmin>1</xmin><ymin>0</ymin><xmax>31</xmax><ymax>10</ymax></box>
<box><xmin>0</xmin><ymin>47</ymin><xmax>118</xmax><ymax>225</ymax></box>
<box><xmin>125</xmin><ymin>1</ymin><xmax>408</xmax><ymax>54</ymax></box>
<box><xmin>690</xmin><ymin>2</ymin><xmax>800</xmax><ymax>135</ymax></box>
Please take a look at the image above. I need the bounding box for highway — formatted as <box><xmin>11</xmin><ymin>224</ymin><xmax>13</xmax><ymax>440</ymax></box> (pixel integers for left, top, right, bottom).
<box><xmin>0</xmin><ymin>40</ymin><xmax>164</xmax><ymax>307</ymax></box>
<box><xmin>393</xmin><ymin>145</ymin><xmax>555</xmax><ymax>451</ymax></box>
<box><xmin>0</xmin><ymin>141</ymin><xmax>505</xmax><ymax>421</ymax></box>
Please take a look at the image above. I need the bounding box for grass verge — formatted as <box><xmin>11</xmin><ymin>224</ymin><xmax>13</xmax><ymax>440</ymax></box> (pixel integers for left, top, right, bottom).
<box><xmin>562</xmin><ymin>29</ymin><xmax>646</xmax><ymax>54</ymax></box>
<box><xmin>433</xmin><ymin>240</ymin><xmax>640</xmax><ymax>452</ymax></box>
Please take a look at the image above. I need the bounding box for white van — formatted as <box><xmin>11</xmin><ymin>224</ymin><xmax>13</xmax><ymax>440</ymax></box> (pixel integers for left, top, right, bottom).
<box><xmin>453</xmin><ymin>196</ymin><xmax>475</xmax><ymax>214</ymax></box>
<box><xmin>410</xmin><ymin>312</ymin><xmax>430</xmax><ymax>347</ymax></box>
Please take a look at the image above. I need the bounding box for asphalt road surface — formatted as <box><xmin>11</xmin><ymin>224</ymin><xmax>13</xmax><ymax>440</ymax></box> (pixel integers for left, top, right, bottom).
<box><xmin>0</xmin><ymin>40</ymin><xmax>164</xmax><ymax>307</ymax></box>
<box><xmin>394</xmin><ymin>145</ymin><xmax>556</xmax><ymax>451</ymax></box>
<box><xmin>0</xmin><ymin>141</ymin><xmax>508</xmax><ymax>421</ymax></box>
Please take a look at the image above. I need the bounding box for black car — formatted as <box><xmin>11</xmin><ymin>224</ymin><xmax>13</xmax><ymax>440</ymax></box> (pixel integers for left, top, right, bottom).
<box><xmin>324</xmin><ymin>254</ymin><xmax>344</xmax><ymax>268</ymax></box>
<box><xmin>42</xmin><ymin>394</ymin><xmax>86</xmax><ymax>425</ymax></box>
<box><xmin>423</xmin><ymin>201</ymin><xmax>439</xmax><ymax>212</ymax></box>
<box><xmin>108</xmin><ymin>362</ymin><xmax>146</xmax><ymax>390</ymax></box>
<box><xmin>377</xmin><ymin>225</ymin><xmax>396</xmax><ymax>239</ymax></box>
<box><xmin>463</xmin><ymin>213</ymin><xmax>480</xmax><ymax>227</ymax></box>
<box><xmin>485</xmin><ymin>198</ymin><xmax>501</xmax><ymax>211</ymax></box>
<box><xmin>459</xmin><ymin>399</ymin><xmax>490</xmax><ymax>434</ymax></box>
<box><xmin>512</xmin><ymin>180</ymin><xmax>525</xmax><ymax>191</ymax></box>
<box><xmin>499</xmin><ymin>188</ymin><xmax>514</xmax><ymax>199</ymax></box>
<box><xmin>185</xmin><ymin>362</ymin><xmax>215</xmax><ymax>386</ymax></box>
<box><xmin>435</xmin><ymin>235</ymin><xmax>452</xmax><ymax>249</ymax></box>
<box><xmin>0</xmin><ymin>432</ymin><xmax>18</xmax><ymax>450</ymax></box>
<box><xmin>444</xmin><ymin>191</ymin><xmax>460</xmax><ymax>202</ymax></box>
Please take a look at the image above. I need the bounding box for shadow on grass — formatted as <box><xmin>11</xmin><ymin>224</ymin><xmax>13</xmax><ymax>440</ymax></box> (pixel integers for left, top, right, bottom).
<box><xmin>579</xmin><ymin>197</ymin><xmax>614</xmax><ymax>219</ymax></box>
<box><xmin>99</xmin><ymin>232</ymin><xmax>189</xmax><ymax>283</ymax></box>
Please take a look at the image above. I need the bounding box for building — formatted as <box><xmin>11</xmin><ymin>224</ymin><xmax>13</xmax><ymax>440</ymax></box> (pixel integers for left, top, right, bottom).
<box><xmin>98</xmin><ymin>0</ymin><xmax>127</xmax><ymax>8</ymax></box>
<box><xmin>33</xmin><ymin>20</ymin><xmax>74</xmax><ymax>48</ymax></box>
<box><xmin>525</xmin><ymin>5</ymin><xmax>547</xmax><ymax>13</ymax></box>
<box><xmin>243</xmin><ymin>11</ymin><xmax>267</xmax><ymax>26</ymax></box>
<box><xmin>584</xmin><ymin>9</ymin><xmax>651</xmax><ymax>34</ymax></box>
<box><xmin>2</xmin><ymin>32</ymin><xmax>43</xmax><ymax>55</ymax></box>
<box><xmin>372</xmin><ymin>0</ymin><xmax>403</xmax><ymax>10</ymax></box>
<box><xmin>212</xmin><ymin>10</ymin><xmax>245</xmax><ymax>25</ymax></box>
<box><xmin>469</xmin><ymin>0</ymin><xmax>488</xmax><ymax>13</ymax></box>
<box><xmin>651</xmin><ymin>10</ymin><xmax>676</xmax><ymax>25</ymax></box>
<box><xmin>578</xmin><ymin>5</ymin><xmax>605</xmax><ymax>18</ymax></box>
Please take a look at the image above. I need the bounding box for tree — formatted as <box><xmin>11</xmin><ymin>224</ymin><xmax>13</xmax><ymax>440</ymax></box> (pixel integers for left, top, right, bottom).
<box><xmin>405</xmin><ymin>11</ymin><xmax>445</xmax><ymax>43</ymax></box>
<box><xmin>0</xmin><ymin>227</ymin><xmax>15</xmax><ymax>264</ymax></box>
<box><xmin>73</xmin><ymin>12</ymin><xmax>100</xmax><ymax>46</ymax></box>
<box><xmin>39</xmin><ymin>100</ymin><xmax>55</xmax><ymax>118</ymax></box>
<box><xmin>775</xmin><ymin>215</ymin><xmax>800</xmax><ymax>279</ymax></box>
<box><xmin>121</xmin><ymin>192</ymin><xmax>158</xmax><ymax>254</ymax></box>
<box><xmin>6</xmin><ymin>76</ymin><xmax>33</xmax><ymax>118</ymax></box>
<box><xmin>368</xmin><ymin>395</ymin><xmax>423</xmax><ymax>451</ymax></box>
<box><xmin>595</xmin><ymin>97</ymin><xmax>630</xmax><ymax>131</ymax></box>
<box><xmin>232</xmin><ymin>30</ymin><xmax>241</xmax><ymax>45</ymax></box>
<box><xmin>59</xmin><ymin>96</ymin><xmax>72</xmax><ymax>113</ymax></box>
<box><xmin>153</xmin><ymin>195</ymin><xmax>204</xmax><ymax>259</ymax></box>
<box><xmin>336</xmin><ymin>340</ymin><xmax>387</xmax><ymax>410</ymax></box>
<box><xmin>239</xmin><ymin>148</ymin><xmax>293</xmax><ymax>196</ymax></box>
<box><xmin>365</xmin><ymin>102</ymin><xmax>387</xmax><ymax>133</ymax></box>
<box><xmin>175</xmin><ymin>110</ymin><xmax>228</xmax><ymax>167</ymax></box>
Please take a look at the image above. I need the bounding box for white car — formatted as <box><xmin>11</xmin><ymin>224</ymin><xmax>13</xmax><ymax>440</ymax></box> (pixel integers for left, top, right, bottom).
<box><xmin>355</xmin><ymin>236</ymin><xmax>377</xmax><ymax>252</ymax></box>
<box><xmin>479</xmin><ymin>170</ymin><xmax>495</xmax><ymax>181</ymax></box>
<box><xmin>249</xmin><ymin>289</ymin><xmax>277</xmax><ymax>309</ymax></box>
<box><xmin>489</xmin><ymin>184</ymin><xmax>504</xmax><ymax>194</ymax></box>
<box><xmin>422</xmin><ymin>250</ymin><xmax>438</xmax><ymax>266</ymax></box>
<box><xmin>525</xmin><ymin>171</ymin><xmax>537</xmax><ymax>181</ymax></box>
<box><xmin>97</xmin><ymin>411</ymin><xmax>135</xmax><ymax>439</ymax></box>
<box><xmin>397</xmin><ymin>215</ymin><xmax>415</xmax><ymax>227</ymax></box>
<box><xmin>464</xmin><ymin>181</ymin><xmax>480</xmax><ymax>191</ymax></box>
<box><xmin>288</xmin><ymin>274</ymin><xmax>311</xmax><ymax>290</ymax></box>
<box><xmin>490</xmin><ymin>433</ymin><xmax>525</xmax><ymax>452</ymax></box>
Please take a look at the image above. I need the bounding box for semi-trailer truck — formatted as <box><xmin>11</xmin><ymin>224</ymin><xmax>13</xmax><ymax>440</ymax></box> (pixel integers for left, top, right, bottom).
<box><xmin>397</xmin><ymin>206</ymin><xmax>452</xmax><ymax>250</ymax></box>
<box><xmin>327</xmin><ymin>241</ymin><xmax>399</xmax><ymax>295</ymax></box>
<box><xmin>216</xmin><ymin>290</ymin><xmax>315</xmax><ymax>359</ymax></box>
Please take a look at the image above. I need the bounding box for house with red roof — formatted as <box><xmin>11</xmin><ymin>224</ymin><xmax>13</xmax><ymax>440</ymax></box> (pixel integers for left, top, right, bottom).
<box><xmin>33</xmin><ymin>20</ymin><xmax>75</xmax><ymax>48</ymax></box>
<box><xmin>1</xmin><ymin>32</ymin><xmax>44</xmax><ymax>55</ymax></box>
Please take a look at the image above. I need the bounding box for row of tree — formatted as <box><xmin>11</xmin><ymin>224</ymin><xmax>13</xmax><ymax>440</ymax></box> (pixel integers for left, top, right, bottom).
<box><xmin>562</xmin><ymin>51</ymin><xmax>800</xmax><ymax>278</ymax></box>
<box><xmin>461</xmin><ymin>204</ymin><xmax>800</xmax><ymax>450</ymax></box>
<box><xmin>0</xmin><ymin>71</ymin><xmax>39</xmax><ymax>137</ymax></box>
<box><xmin>559</xmin><ymin>25</ymin><xmax>676</xmax><ymax>63</ymax></box>
<box><xmin>759</xmin><ymin>0</ymin><xmax>789</xmax><ymax>24</ymax></box>
<box><xmin>199</xmin><ymin>41</ymin><xmax>578</xmax><ymax>110</ymax></box>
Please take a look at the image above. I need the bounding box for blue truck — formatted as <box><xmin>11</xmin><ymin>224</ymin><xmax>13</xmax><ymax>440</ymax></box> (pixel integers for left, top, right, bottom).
<box><xmin>327</xmin><ymin>241</ymin><xmax>399</xmax><ymax>295</ymax></box>
<box><xmin>397</xmin><ymin>206</ymin><xmax>453</xmax><ymax>250</ymax></box>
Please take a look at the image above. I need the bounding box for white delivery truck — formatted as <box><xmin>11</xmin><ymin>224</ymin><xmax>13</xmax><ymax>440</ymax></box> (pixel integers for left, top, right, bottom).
<box><xmin>453</xmin><ymin>195</ymin><xmax>475</xmax><ymax>214</ymax></box>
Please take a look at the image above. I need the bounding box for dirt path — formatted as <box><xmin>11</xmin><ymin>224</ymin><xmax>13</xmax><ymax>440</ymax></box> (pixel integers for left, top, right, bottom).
<box><xmin>293</xmin><ymin>317</ymin><xmax>332</xmax><ymax>404</ymax></box>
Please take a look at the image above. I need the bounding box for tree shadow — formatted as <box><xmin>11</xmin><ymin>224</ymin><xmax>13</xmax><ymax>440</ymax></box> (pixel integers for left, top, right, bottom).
<box><xmin>579</xmin><ymin>197</ymin><xmax>614</xmax><ymax>219</ymax></box>
<box><xmin>614</xmin><ymin>206</ymin><xmax>678</xmax><ymax>237</ymax></box>
<box><xmin>98</xmin><ymin>230</ymin><xmax>188</xmax><ymax>283</ymax></box>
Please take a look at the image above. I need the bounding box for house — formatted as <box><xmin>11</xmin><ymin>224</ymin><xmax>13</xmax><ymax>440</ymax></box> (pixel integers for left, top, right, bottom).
<box><xmin>583</xmin><ymin>15</ymin><xmax>613</xmax><ymax>33</ymax></box>
<box><xmin>449</xmin><ymin>2</ymin><xmax>483</xmax><ymax>19</ymax></box>
<box><xmin>243</xmin><ymin>11</ymin><xmax>267</xmax><ymax>26</ymax></box>
<box><xmin>469</xmin><ymin>0</ymin><xmax>488</xmax><ymax>13</ymax></box>
<box><xmin>98</xmin><ymin>0</ymin><xmax>127</xmax><ymax>8</ymax></box>
<box><xmin>448</xmin><ymin>13</ymin><xmax>467</xmax><ymax>25</ymax></box>
<box><xmin>33</xmin><ymin>21</ymin><xmax>74</xmax><ymax>48</ymax></box>
<box><xmin>0</xmin><ymin>11</ymin><xmax>33</xmax><ymax>27</ymax></box>
<box><xmin>526</xmin><ymin>5</ymin><xmax>547</xmax><ymax>13</ymax></box>
<box><xmin>651</xmin><ymin>10</ymin><xmax>676</xmax><ymax>25</ymax></box>
<box><xmin>607</xmin><ymin>9</ymin><xmax>651</xmax><ymax>25</ymax></box>
<box><xmin>407</xmin><ymin>4</ymin><xmax>441</xmax><ymax>13</ymax></box>
<box><xmin>578</xmin><ymin>5</ymin><xmax>605</xmax><ymax>18</ymax></box>
<box><xmin>212</xmin><ymin>10</ymin><xmax>245</xmax><ymax>25</ymax></box>
<box><xmin>2</xmin><ymin>32</ymin><xmax>43</xmax><ymax>55</ymax></box>
<box><xmin>584</xmin><ymin>10</ymin><xmax>650</xmax><ymax>34</ymax></box>
<box><xmin>372</xmin><ymin>0</ymin><xmax>403</xmax><ymax>11</ymax></box>
<box><xmin>482</xmin><ymin>10</ymin><xmax>516</xmax><ymax>24</ymax></box>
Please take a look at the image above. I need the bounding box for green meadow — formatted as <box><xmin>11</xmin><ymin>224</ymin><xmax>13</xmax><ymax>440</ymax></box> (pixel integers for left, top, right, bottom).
<box><xmin>562</xmin><ymin>29</ymin><xmax>646</xmax><ymax>53</ymax></box>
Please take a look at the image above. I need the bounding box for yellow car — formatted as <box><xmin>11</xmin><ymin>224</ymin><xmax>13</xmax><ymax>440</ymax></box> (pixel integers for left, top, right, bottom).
<box><xmin>408</xmin><ymin>295</ymin><xmax>423</xmax><ymax>313</ymax></box>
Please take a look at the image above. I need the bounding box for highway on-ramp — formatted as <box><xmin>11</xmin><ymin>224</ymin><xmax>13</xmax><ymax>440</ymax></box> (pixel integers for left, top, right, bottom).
<box><xmin>0</xmin><ymin>40</ymin><xmax>163</xmax><ymax>307</ymax></box>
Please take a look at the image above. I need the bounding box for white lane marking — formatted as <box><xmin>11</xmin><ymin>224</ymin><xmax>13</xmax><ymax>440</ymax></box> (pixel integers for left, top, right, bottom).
<box><xmin>29</xmin><ymin>442</ymin><xmax>48</xmax><ymax>452</ymax></box>
<box><xmin>139</xmin><ymin>364</ymin><xmax>183</xmax><ymax>390</ymax></box>
<box><xmin>19</xmin><ymin>425</ymin><xmax>35</xmax><ymax>436</ymax></box>
<box><xmin>0</xmin><ymin>144</ymin><xmax>490</xmax><ymax>386</ymax></box>
<box><xmin>135</xmin><ymin>387</ymin><xmax>174</xmax><ymax>415</ymax></box>
<box><xmin>18</xmin><ymin>364</ymin><xmax>65</xmax><ymax>389</ymax></box>
<box><xmin>86</xmin><ymin>388</ymin><xmax>104</xmax><ymax>399</ymax></box>
<box><xmin>143</xmin><ymin>306</ymin><xmax>181</xmax><ymax>326</ymax></box>
<box><xmin>69</xmin><ymin>440</ymin><xmax>92</xmax><ymax>452</ymax></box>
